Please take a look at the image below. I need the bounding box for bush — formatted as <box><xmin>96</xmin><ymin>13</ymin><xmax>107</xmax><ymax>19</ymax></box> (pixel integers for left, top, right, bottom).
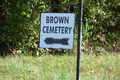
<box><xmin>0</xmin><ymin>0</ymin><xmax>120</xmax><ymax>56</ymax></box>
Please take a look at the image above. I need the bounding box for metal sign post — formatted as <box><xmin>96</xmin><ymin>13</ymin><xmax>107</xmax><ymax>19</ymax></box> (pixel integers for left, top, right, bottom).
<box><xmin>76</xmin><ymin>0</ymin><xmax>83</xmax><ymax>80</ymax></box>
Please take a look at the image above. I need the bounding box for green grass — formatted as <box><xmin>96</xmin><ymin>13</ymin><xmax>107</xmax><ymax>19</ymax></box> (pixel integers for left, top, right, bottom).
<box><xmin>80</xmin><ymin>54</ymin><xmax>120</xmax><ymax>80</ymax></box>
<box><xmin>0</xmin><ymin>54</ymin><xmax>120</xmax><ymax>80</ymax></box>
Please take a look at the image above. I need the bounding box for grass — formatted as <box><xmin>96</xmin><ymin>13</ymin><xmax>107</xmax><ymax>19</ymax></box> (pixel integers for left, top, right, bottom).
<box><xmin>0</xmin><ymin>53</ymin><xmax>120</xmax><ymax>80</ymax></box>
<box><xmin>80</xmin><ymin>54</ymin><xmax>120</xmax><ymax>80</ymax></box>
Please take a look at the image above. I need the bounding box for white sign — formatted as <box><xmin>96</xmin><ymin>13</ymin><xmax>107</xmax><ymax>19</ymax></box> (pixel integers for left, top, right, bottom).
<box><xmin>39</xmin><ymin>13</ymin><xmax>75</xmax><ymax>49</ymax></box>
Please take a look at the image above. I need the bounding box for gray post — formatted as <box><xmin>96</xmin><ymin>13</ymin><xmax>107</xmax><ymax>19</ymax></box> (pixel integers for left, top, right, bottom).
<box><xmin>76</xmin><ymin>0</ymin><xmax>83</xmax><ymax>80</ymax></box>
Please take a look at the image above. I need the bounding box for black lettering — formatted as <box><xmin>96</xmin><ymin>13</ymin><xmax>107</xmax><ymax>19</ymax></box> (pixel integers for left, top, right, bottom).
<box><xmin>49</xmin><ymin>26</ymin><xmax>54</xmax><ymax>33</ymax></box>
<box><xmin>62</xmin><ymin>27</ymin><xmax>64</xmax><ymax>34</ymax></box>
<box><xmin>43</xmin><ymin>26</ymin><xmax>72</xmax><ymax>34</ymax></box>
<box><xmin>65</xmin><ymin>27</ymin><xmax>68</xmax><ymax>34</ymax></box>
<box><xmin>46</xmin><ymin>16</ymin><xmax>49</xmax><ymax>23</ymax></box>
<box><xmin>55</xmin><ymin>27</ymin><xmax>57</xmax><ymax>33</ymax></box>
<box><xmin>58</xmin><ymin>27</ymin><xmax>61</xmax><ymax>33</ymax></box>
<box><xmin>59</xmin><ymin>17</ymin><xmax>64</xmax><ymax>23</ymax></box>
<box><xmin>54</xmin><ymin>16</ymin><xmax>58</xmax><ymax>23</ymax></box>
<box><xmin>43</xmin><ymin>26</ymin><xmax>46</xmax><ymax>33</ymax></box>
<box><xmin>69</xmin><ymin>27</ymin><xmax>72</xmax><ymax>34</ymax></box>
<box><xmin>50</xmin><ymin>16</ymin><xmax>53</xmax><ymax>23</ymax></box>
<box><xmin>64</xmin><ymin>17</ymin><xmax>69</xmax><ymax>24</ymax></box>
<box><xmin>46</xmin><ymin>16</ymin><xmax>69</xmax><ymax>24</ymax></box>
<box><xmin>46</xmin><ymin>26</ymin><xmax>49</xmax><ymax>33</ymax></box>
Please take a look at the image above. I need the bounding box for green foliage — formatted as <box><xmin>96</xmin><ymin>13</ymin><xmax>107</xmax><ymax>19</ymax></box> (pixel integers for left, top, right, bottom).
<box><xmin>0</xmin><ymin>0</ymin><xmax>120</xmax><ymax>56</ymax></box>
<box><xmin>81</xmin><ymin>0</ymin><xmax>120</xmax><ymax>52</ymax></box>
<box><xmin>0</xmin><ymin>0</ymin><xmax>47</xmax><ymax>56</ymax></box>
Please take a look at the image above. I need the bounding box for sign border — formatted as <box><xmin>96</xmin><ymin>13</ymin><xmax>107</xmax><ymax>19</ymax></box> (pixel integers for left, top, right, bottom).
<box><xmin>39</xmin><ymin>13</ymin><xmax>76</xmax><ymax>49</ymax></box>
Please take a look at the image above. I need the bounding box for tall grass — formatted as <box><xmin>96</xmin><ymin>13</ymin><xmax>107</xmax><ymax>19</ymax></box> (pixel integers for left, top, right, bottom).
<box><xmin>0</xmin><ymin>54</ymin><xmax>120</xmax><ymax>80</ymax></box>
<box><xmin>80</xmin><ymin>54</ymin><xmax>120</xmax><ymax>80</ymax></box>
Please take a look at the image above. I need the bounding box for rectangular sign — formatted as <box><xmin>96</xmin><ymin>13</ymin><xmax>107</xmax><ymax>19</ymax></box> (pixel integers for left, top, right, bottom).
<box><xmin>39</xmin><ymin>13</ymin><xmax>75</xmax><ymax>49</ymax></box>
